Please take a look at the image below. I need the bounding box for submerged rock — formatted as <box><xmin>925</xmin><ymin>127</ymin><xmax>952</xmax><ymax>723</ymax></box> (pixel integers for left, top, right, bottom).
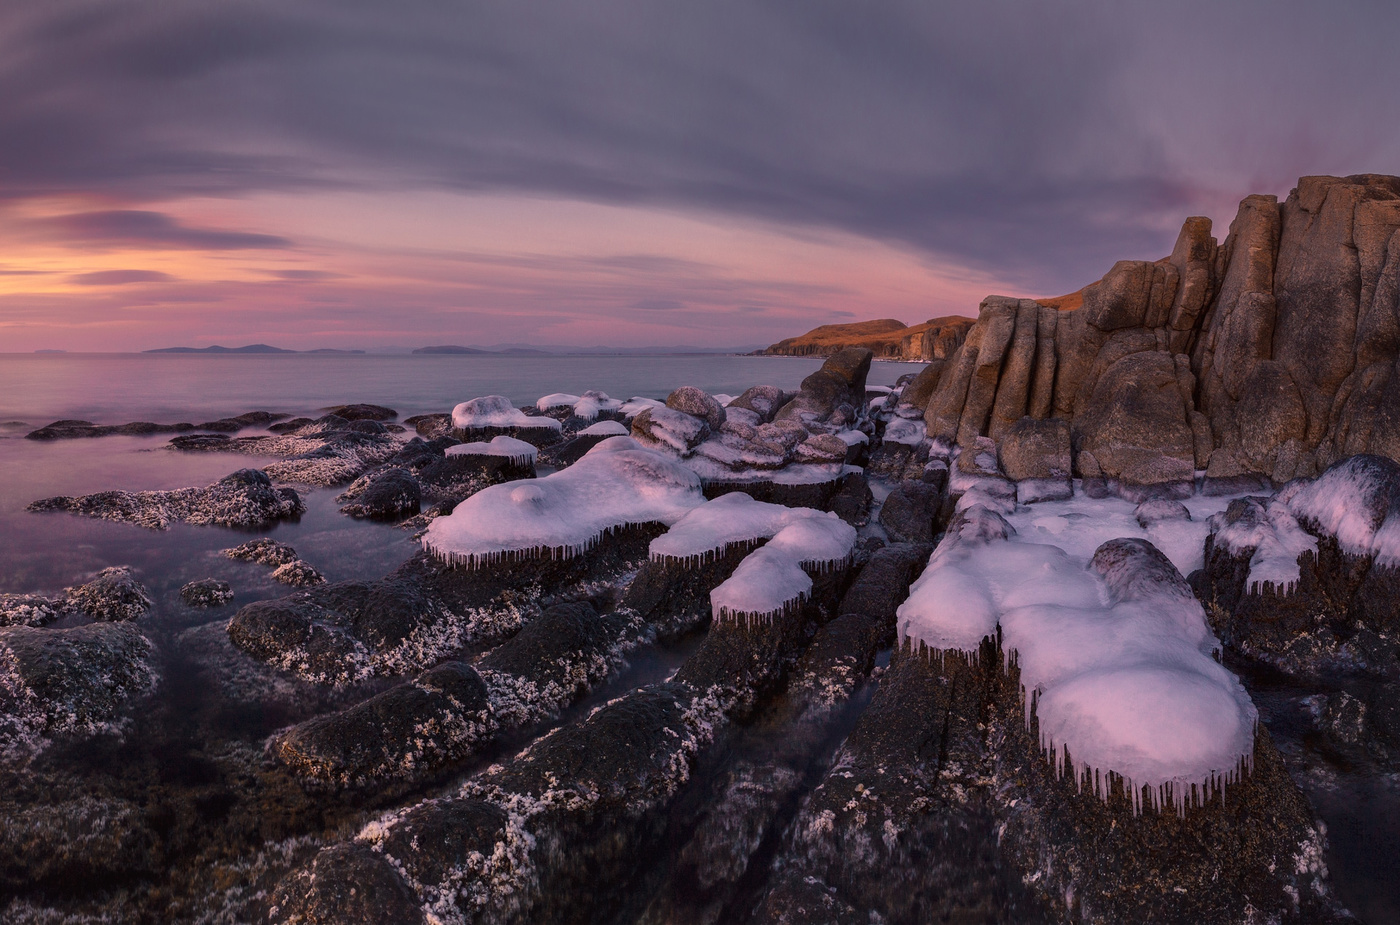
<box><xmin>28</xmin><ymin>469</ymin><xmax>304</xmax><ymax>530</ymax></box>
<box><xmin>180</xmin><ymin>578</ymin><xmax>234</xmax><ymax>608</ymax></box>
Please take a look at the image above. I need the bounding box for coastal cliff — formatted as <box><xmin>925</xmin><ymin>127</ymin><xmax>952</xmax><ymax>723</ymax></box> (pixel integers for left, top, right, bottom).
<box><xmin>761</xmin><ymin>315</ymin><xmax>975</xmax><ymax>361</ymax></box>
<box><xmin>868</xmin><ymin>175</ymin><xmax>1400</xmax><ymax>491</ymax></box>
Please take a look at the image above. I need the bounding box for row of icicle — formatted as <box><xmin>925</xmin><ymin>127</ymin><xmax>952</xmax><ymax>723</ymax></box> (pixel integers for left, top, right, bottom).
<box><xmin>909</xmin><ymin>634</ymin><xmax>1257</xmax><ymax>818</ymax></box>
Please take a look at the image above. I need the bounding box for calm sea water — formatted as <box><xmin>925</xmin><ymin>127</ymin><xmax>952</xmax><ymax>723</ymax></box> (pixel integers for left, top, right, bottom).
<box><xmin>0</xmin><ymin>352</ymin><xmax>925</xmax><ymax>595</ymax></box>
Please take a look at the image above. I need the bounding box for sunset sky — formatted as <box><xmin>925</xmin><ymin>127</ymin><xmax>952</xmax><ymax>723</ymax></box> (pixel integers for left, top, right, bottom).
<box><xmin>2</xmin><ymin>1</ymin><xmax>1398</xmax><ymax>351</ymax></box>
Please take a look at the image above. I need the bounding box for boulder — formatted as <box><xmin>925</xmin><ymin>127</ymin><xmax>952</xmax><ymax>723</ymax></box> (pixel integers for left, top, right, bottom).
<box><xmin>728</xmin><ymin>385</ymin><xmax>791</xmax><ymax>423</ymax></box>
<box><xmin>999</xmin><ymin>417</ymin><xmax>1071</xmax><ymax>481</ymax></box>
<box><xmin>323</xmin><ymin>403</ymin><xmax>397</xmax><ymax>421</ymax></box>
<box><xmin>878</xmin><ymin>480</ymin><xmax>944</xmax><ymax>543</ymax></box>
<box><xmin>666</xmin><ymin>386</ymin><xmax>726</xmax><ymax>430</ymax></box>
<box><xmin>1074</xmin><ymin>351</ymin><xmax>1196</xmax><ymax>492</ymax></box>
<box><xmin>338</xmin><ymin>467</ymin><xmax>421</xmax><ymax>520</ymax></box>
<box><xmin>631</xmin><ymin>406</ymin><xmax>710</xmax><ymax>456</ymax></box>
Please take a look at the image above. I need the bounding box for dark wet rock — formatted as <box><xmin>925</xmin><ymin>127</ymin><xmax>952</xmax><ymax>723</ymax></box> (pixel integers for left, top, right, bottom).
<box><xmin>0</xmin><ymin>623</ymin><xmax>157</xmax><ymax>751</ymax></box>
<box><xmin>757</xmin><ymin>645</ymin><xmax>1037</xmax><ymax>924</ymax></box>
<box><xmin>728</xmin><ymin>385</ymin><xmax>792</xmax><ymax>423</ymax></box>
<box><xmin>267</xmin><ymin>416</ymin><xmax>315</xmax><ymax>434</ymax></box>
<box><xmin>404</xmin><ymin>412</ymin><xmax>453</xmax><ymax>439</ymax></box>
<box><xmin>269</xmin><ymin>661</ymin><xmax>496</xmax><ymax>788</ymax></box>
<box><xmin>0</xmin><ymin>567</ymin><xmax>151</xmax><ymax>627</ymax></box>
<box><xmin>168</xmin><ymin>433</ymin><xmax>232</xmax><ymax>450</ymax></box>
<box><xmin>28</xmin><ymin>468</ymin><xmax>304</xmax><ymax>531</ymax></box>
<box><xmin>323</xmin><ymin>403</ymin><xmax>397</xmax><ymax>421</ymax></box>
<box><xmin>195</xmin><ymin>410</ymin><xmax>290</xmax><ymax>432</ymax></box>
<box><xmin>543</xmin><ymin>429</ymin><xmax>623</xmax><ymax>466</ymax></box>
<box><xmin>865</xmin><ymin>436</ymin><xmax>928</xmax><ymax>481</ymax></box>
<box><xmin>271</xmin><ymin>843</ymin><xmax>425</xmax><ymax>925</ymax></box>
<box><xmin>23</xmin><ymin>410</ymin><xmax>288</xmax><ymax>440</ymax></box>
<box><xmin>180</xmin><ymin>578</ymin><xmax>233</xmax><ymax>608</ymax></box>
<box><xmin>620</xmin><ymin>540</ymin><xmax>765</xmax><ymax>640</ymax></box>
<box><xmin>878</xmin><ymin>479</ymin><xmax>944</xmax><ymax>543</ymax></box>
<box><xmin>828</xmin><ymin>470</ymin><xmax>872</xmax><ymax>527</ymax></box>
<box><xmin>698</xmin><ymin>472</ymin><xmax>848</xmax><ymax>511</ymax></box>
<box><xmin>337</xmin><ymin>467</ymin><xmax>421</xmax><ymax>519</ymax></box>
<box><xmin>477</xmin><ymin>601</ymin><xmax>645</xmax><ymax>727</ymax></box>
<box><xmin>229</xmin><ymin>526</ymin><xmax>662</xmax><ymax>685</ymax></box>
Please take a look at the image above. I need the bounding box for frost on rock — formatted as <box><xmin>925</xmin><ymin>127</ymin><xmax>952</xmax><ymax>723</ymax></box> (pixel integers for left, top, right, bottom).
<box><xmin>710</xmin><ymin>512</ymin><xmax>857</xmax><ymax>625</ymax></box>
<box><xmin>883</xmin><ymin>417</ymin><xmax>927</xmax><ymax>447</ymax></box>
<box><xmin>445</xmin><ymin>435</ymin><xmax>539</xmax><ymax>468</ymax></box>
<box><xmin>169</xmin><ymin>415</ymin><xmax>401</xmax><ymax>487</ymax></box>
<box><xmin>899</xmin><ymin>499</ymin><xmax>1258</xmax><ymax>813</ymax></box>
<box><xmin>224</xmin><ymin>539</ymin><xmax>325</xmax><ymax>586</ymax></box>
<box><xmin>1282</xmin><ymin>453</ymin><xmax>1400</xmax><ymax>568</ymax></box>
<box><xmin>424</xmin><ymin>436</ymin><xmax>704</xmax><ymax>567</ymax></box>
<box><xmin>452</xmin><ymin>395</ymin><xmax>562</xmax><ymax>441</ymax></box>
<box><xmin>1208</xmin><ymin>497</ymin><xmax>1318</xmax><ymax>594</ymax></box>
<box><xmin>27</xmin><ymin>469</ymin><xmax>304</xmax><ymax>531</ymax></box>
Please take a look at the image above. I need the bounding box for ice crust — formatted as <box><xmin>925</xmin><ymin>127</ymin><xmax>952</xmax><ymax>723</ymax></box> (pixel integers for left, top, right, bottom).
<box><xmin>649</xmin><ymin>492</ymin><xmax>831</xmax><ymax>566</ymax></box>
<box><xmin>883</xmin><ymin>418</ymin><xmax>926</xmax><ymax>447</ymax></box>
<box><xmin>536</xmin><ymin>390</ymin><xmax>623</xmax><ymax>420</ymax></box>
<box><xmin>1283</xmin><ymin>454</ymin><xmax>1400</xmax><ymax>568</ymax></box>
<box><xmin>619</xmin><ymin>397</ymin><xmax>665</xmax><ymax>417</ymax></box>
<box><xmin>710</xmin><ymin>513</ymin><xmax>856</xmax><ymax>624</ymax></box>
<box><xmin>423</xmin><ymin>436</ymin><xmax>704</xmax><ymax>566</ymax></box>
<box><xmin>579</xmin><ymin>420</ymin><xmax>629</xmax><ymax>437</ymax></box>
<box><xmin>1208</xmin><ymin>497</ymin><xmax>1318</xmax><ymax>594</ymax></box>
<box><xmin>451</xmin><ymin>395</ymin><xmax>562</xmax><ymax>433</ymax></box>
<box><xmin>898</xmin><ymin>489</ymin><xmax>1258</xmax><ymax>810</ymax></box>
<box><xmin>445</xmin><ymin>435</ymin><xmax>539</xmax><ymax>467</ymax></box>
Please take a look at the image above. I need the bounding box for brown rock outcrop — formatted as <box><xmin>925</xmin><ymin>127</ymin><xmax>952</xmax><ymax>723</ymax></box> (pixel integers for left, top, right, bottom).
<box><xmin>762</xmin><ymin>316</ymin><xmax>973</xmax><ymax>362</ymax></box>
<box><xmin>904</xmin><ymin>174</ymin><xmax>1400</xmax><ymax>492</ymax></box>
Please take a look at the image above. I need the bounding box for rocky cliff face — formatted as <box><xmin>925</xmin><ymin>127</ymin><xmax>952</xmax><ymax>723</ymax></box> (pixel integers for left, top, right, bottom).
<box><xmin>914</xmin><ymin>175</ymin><xmax>1400</xmax><ymax>491</ymax></box>
<box><xmin>762</xmin><ymin>315</ymin><xmax>974</xmax><ymax>361</ymax></box>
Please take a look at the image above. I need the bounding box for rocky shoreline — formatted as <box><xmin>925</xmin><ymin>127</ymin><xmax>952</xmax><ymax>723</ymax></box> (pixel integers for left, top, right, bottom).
<box><xmin>4</xmin><ymin>174</ymin><xmax>1400</xmax><ymax>923</ymax></box>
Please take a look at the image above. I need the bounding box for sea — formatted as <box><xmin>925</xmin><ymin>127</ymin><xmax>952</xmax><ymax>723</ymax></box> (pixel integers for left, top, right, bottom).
<box><xmin>0</xmin><ymin>352</ymin><xmax>1395</xmax><ymax>922</ymax></box>
<box><xmin>0</xmin><ymin>352</ymin><xmax>924</xmax><ymax>597</ymax></box>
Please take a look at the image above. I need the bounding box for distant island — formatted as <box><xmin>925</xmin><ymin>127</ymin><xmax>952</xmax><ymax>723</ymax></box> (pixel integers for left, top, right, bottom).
<box><xmin>143</xmin><ymin>345</ymin><xmax>365</xmax><ymax>354</ymax></box>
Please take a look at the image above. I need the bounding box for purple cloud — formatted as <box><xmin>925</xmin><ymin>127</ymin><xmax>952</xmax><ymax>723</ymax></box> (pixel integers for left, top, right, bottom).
<box><xmin>39</xmin><ymin>210</ymin><xmax>290</xmax><ymax>250</ymax></box>
<box><xmin>69</xmin><ymin>268</ymin><xmax>176</xmax><ymax>285</ymax></box>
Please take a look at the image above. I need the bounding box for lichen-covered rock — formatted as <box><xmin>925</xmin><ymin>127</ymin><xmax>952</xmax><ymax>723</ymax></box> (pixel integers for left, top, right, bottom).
<box><xmin>62</xmin><ymin>566</ymin><xmax>152</xmax><ymax>621</ymax></box>
<box><xmin>1074</xmin><ymin>351</ymin><xmax>1197</xmax><ymax>493</ymax></box>
<box><xmin>0</xmin><ymin>623</ymin><xmax>157</xmax><ymax>752</ymax></box>
<box><xmin>229</xmin><ymin>527</ymin><xmax>660</xmax><ymax>685</ymax></box>
<box><xmin>27</xmin><ymin>469</ymin><xmax>304</xmax><ymax>531</ymax></box>
<box><xmin>269</xmin><ymin>661</ymin><xmax>496</xmax><ymax>787</ymax></box>
<box><xmin>1</xmin><ymin>568</ymin><xmax>152</xmax><ymax>628</ymax></box>
<box><xmin>337</xmin><ymin>467</ymin><xmax>421</xmax><ymax>519</ymax></box>
<box><xmin>224</xmin><ymin>538</ymin><xmax>300</xmax><ymax>567</ymax></box>
<box><xmin>180</xmin><ymin>578</ymin><xmax>234</xmax><ymax>608</ymax></box>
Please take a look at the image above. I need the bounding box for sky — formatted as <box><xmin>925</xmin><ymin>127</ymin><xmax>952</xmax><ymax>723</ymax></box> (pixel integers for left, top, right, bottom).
<box><xmin>2</xmin><ymin>0</ymin><xmax>1398</xmax><ymax>352</ymax></box>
